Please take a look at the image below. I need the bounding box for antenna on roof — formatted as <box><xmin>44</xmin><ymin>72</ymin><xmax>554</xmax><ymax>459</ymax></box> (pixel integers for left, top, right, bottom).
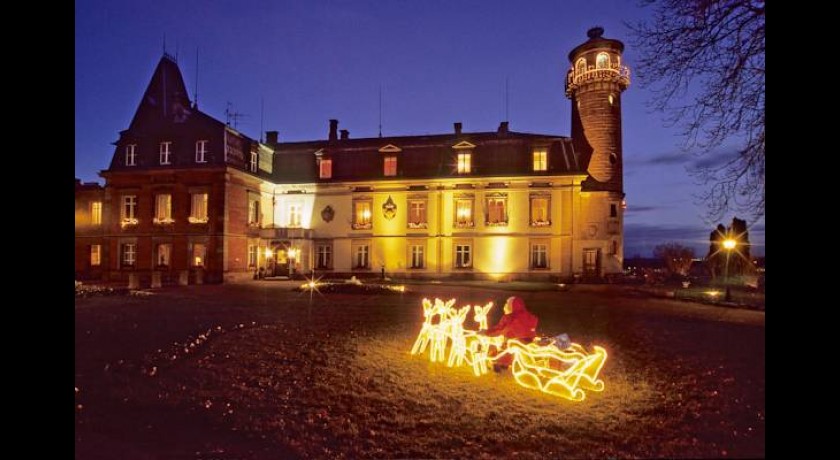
<box><xmin>193</xmin><ymin>47</ymin><xmax>199</xmax><ymax>109</ymax></box>
<box><xmin>162</xmin><ymin>33</ymin><xmax>166</xmax><ymax>55</ymax></box>
<box><xmin>175</xmin><ymin>39</ymin><xmax>179</xmax><ymax>62</ymax></box>
<box><xmin>378</xmin><ymin>84</ymin><xmax>383</xmax><ymax>138</ymax></box>
<box><xmin>225</xmin><ymin>102</ymin><xmax>248</xmax><ymax>130</ymax></box>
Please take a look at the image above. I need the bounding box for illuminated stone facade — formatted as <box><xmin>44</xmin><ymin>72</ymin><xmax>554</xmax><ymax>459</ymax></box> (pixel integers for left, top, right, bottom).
<box><xmin>74</xmin><ymin>28</ymin><xmax>629</xmax><ymax>284</ymax></box>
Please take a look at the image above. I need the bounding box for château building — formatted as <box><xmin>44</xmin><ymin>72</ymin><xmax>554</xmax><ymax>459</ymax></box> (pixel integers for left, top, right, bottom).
<box><xmin>74</xmin><ymin>27</ymin><xmax>630</xmax><ymax>285</ymax></box>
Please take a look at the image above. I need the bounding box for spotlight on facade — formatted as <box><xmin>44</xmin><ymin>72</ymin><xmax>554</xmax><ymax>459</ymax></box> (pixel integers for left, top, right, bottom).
<box><xmin>722</xmin><ymin>239</ymin><xmax>736</xmax><ymax>250</ymax></box>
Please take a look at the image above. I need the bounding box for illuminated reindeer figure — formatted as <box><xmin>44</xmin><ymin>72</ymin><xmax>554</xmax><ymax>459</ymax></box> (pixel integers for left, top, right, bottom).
<box><xmin>410</xmin><ymin>298</ymin><xmax>456</xmax><ymax>363</ymax></box>
<box><xmin>446</xmin><ymin>305</ymin><xmax>472</xmax><ymax>368</ymax></box>
<box><xmin>466</xmin><ymin>302</ymin><xmax>499</xmax><ymax>376</ymax></box>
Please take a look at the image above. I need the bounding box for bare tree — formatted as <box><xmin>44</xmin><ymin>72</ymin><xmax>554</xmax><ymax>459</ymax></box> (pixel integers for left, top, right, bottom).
<box><xmin>654</xmin><ymin>242</ymin><xmax>696</xmax><ymax>277</ymax></box>
<box><xmin>629</xmin><ymin>0</ymin><xmax>765</xmax><ymax>220</ymax></box>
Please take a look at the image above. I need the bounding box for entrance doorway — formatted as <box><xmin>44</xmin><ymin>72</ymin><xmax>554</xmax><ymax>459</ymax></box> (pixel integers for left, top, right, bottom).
<box><xmin>583</xmin><ymin>248</ymin><xmax>601</xmax><ymax>277</ymax></box>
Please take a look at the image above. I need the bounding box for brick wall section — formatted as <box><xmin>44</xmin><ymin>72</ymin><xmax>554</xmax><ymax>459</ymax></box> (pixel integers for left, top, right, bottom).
<box><xmin>573</xmin><ymin>81</ymin><xmax>623</xmax><ymax>191</ymax></box>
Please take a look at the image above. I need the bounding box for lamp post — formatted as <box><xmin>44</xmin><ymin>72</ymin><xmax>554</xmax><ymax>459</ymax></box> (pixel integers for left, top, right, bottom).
<box><xmin>722</xmin><ymin>238</ymin><xmax>736</xmax><ymax>302</ymax></box>
<box><xmin>288</xmin><ymin>247</ymin><xmax>298</xmax><ymax>279</ymax></box>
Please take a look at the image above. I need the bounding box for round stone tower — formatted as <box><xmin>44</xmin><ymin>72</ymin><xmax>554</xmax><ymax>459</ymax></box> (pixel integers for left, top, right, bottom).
<box><xmin>565</xmin><ymin>27</ymin><xmax>630</xmax><ymax>193</ymax></box>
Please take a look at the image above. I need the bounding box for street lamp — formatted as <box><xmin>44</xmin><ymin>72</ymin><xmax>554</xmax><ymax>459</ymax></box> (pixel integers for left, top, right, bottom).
<box><xmin>288</xmin><ymin>247</ymin><xmax>298</xmax><ymax>278</ymax></box>
<box><xmin>722</xmin><ymin>238</ymin><xmax>737</xmax><ymax>301</ymax></box>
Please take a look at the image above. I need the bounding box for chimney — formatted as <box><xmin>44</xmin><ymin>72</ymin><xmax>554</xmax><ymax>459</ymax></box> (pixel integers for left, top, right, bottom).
<box><xmin>329</xmin><ymin>119</ymin><xmax>339</xmax><ymax>141</ymax></box>
<box><xmin>454</xmin><ymin>122</ymin><xmax>462</xmax><ymax>136</ymax></box>
<box><xmin>497</xmin><ymin>121</ymin><xmax>509</xmax><ymax>134</ymax></box>
<box><xmin>265</xmin><ymin>130</ymin><xmax>278</xmax><ymax>144</ymax></box>
<box><xmin>340</xmin><ymin>129</ymin><xmax>349</xmax><ymax>140</ymax></box>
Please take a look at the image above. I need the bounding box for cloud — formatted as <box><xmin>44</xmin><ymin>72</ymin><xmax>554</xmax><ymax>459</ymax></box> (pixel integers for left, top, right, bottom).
<box><xmin>624</xmin><ymin>205</ymin><xmax>661</xmax><ymax>213</ymax></box>
<box><xmin>627</xmin><ymin>147</ymin><xmax>741</xmax><ymax>171</ymax></box>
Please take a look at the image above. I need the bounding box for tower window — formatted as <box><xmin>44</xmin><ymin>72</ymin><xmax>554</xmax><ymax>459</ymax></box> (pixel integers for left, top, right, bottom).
<box><xmin>596</xmin><ymin>52</ymin><xmax>610</xmax><ymax>69</ymax></box>
<box><xmin>608</xmin><ymin>94</ymin><xmax>614</xmax><ymax>105</ymax></box>
<box><xmin>609</xmin><ymin>153</ymin><xmax>617</xmax><ymax>165</ymax></box>
<box><xmin>575</xmin><ymin>58</ymin><xmax>586</xmax><ymax>76</ymax></box>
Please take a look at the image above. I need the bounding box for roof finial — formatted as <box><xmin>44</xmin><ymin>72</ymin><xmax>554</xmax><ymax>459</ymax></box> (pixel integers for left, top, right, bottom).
<box><xmin>587</xmin><ymin>26</ymin><xmax>604</xmax><ymax>39</ymax></box>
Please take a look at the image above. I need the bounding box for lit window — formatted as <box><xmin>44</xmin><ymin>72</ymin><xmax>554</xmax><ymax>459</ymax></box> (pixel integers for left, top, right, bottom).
<box><xmin>531</xmin><ymin>243</ymin><xmax>548</xmax><ymax>269</ymax></box>
<box><xmin>192</xmin><ymin>243</ymin><xmax>207</xmax><ymax>267</ymax></box>
<box><xmin>156</xmin><ymin>243</ymin><xmax>172</xmax><ymax>267</ymax></box>
<box><xmin>530</xmin><ymin>195</ymin><xmax>550</xmax><ymax>226</ymax></box>
<box><xmin>575</xmin><ymin>58</ymin><xmax>586</xmax><ymax>76</ymax></box>
<box><xmin>248</xmin><ymin>245</ymin><xmax>257</xmax><ymax>268</ymax></box>
<box><xmin>319</xmin><ymin>158</ymin><xmax>333</xmax><ymax>179</ymax></box>
<box><xmin>250</xmin><ymin>150</ymin><xmax>258</xmax><ymax>172</ymax></box>
<box><xmin>288</xmin><ymin>204</ymin><xmax>302</xmax><ymax>228</ymax></box>
<box><xmin>610</xmin><ymin>203</ymin><xmax>618</xmax><ymax>218</ymax></box>
<box><xmin>159</xmin><ymin>142</ymin><xmax>171</xmax><ymax>165</ymax></box>
<box><xmin>596</xmin><ymin>52</ymin><xmax>610</xmax><ymax>69</ymax></box>
<box><xmin>316</xmin><ymin>244</ymin><xmax>332</xmax><ymax>269</ymax></box>
<box><xmin>90</xmin><ymin>201</ymin><xmax>102</xmax><ymax>226</ymax></box>
<box><xmin>455</xmin><ymin>198</ymin><xmax>474</xmax><ymax>228</ymax></box>
<box><xmin>533</xmin><ymin>148</ymin><xmax>548</xmax><ymax>171</ymax></box>
<box><xmin>384</xmin><ymin>156</ymin><xmax>397</xmax><ymax>176</ymax></box>
<box><xmin>408</xmin><ymin>200</ymin><xmax>427</xmax><ymax>229</ymax></box>
<box><xmin>455</xmin><ymin>244</ymin><xmax>472</xmax><ymax>268</ymax></box>
<box><xmin>154</xmin><ymin>194</ymin><xmax>173</xmax><ymax>224</ymax></box>
<box><xmin>121</xmin><ymin>195</ymin><xmax>138</xmax><ymax>226</ymax></box>
<box><xmin>485</xmin><ymin>196</ymin><xmax>508</xmax><ymax>226</ymax></box>
<box><xmin>90</xmin><ymin>245</ymin><xmax>101</xmax><ymax>266</ymax></box>
<box><xmin>457</xmin><ymin>153</ymin><xmax>472</xmax><ymax>174</ymax></box>
<box><xmin>121</xmin><ymin>243</ymin><xmax>136</xmax><ymax>267</ymax></box>
<box><xmin>196</xmin><ymin>140</ymin><xmax>208</xmax><ymax>163</ymax></box>
<box><xmin>354</xmin><ymin>244</ymin><xmax>370</xmax><ymax>269</ymax></box>
<box><xmin>189</xmin><ymin>193</ymin><xmax>208</xmax><ymax>223</ymax></box>
<box><xmin>353</xmin><ymin>200</ymin><xmax>372</xmax><ymax>229</ymax></box>
<box><xmin>125</xmin><ymin>144</ymin><xmax>137</xmax><ymax>166</ymax></box>
<box><xmin>248</xmin><ymin>198</ymin><xmax>260</xmax><ymax>226</ymax></box>
<box><xmin>410</xmin><ymin>244</ymin><xmax>425</xmax><ymax>269</ymax></box>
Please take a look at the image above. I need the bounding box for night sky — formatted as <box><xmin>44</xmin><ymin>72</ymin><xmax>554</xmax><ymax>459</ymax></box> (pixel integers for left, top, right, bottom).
<box><xmin>75</xmin><ymin>0</ymin><xmax>764</xmax><ymax>257</ymax></box>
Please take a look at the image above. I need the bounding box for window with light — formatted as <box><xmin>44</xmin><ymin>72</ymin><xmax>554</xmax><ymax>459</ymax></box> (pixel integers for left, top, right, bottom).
<box><xmin>530</xmin><ymin>195</ymin><xmax>550</xmax><ymax>226</ymax></box>
<box><xmin>189</xmin><ymin>193</ymin><xmax>208</xmax><ymax>223</ymax></box>
<box><xmin>121</xmin><ymin>195</ymin><xmax>138</xmax><ymax>225</ymax></box>
<box><xmin>457</xmin><ymin>152</ymin><xmax>472</xmax><ymax>174</ymax></box>
<box><xmin>410</xmin><ymin>244</ymin><xmax>425</xmax><ymax>269</ymax></box>
<box><xmin>596</xmin><ymin>52</ymin><xmax>610</xmax><ymax>69</ymax></box>
<box><xmin>384</xmin><ymin>156</ymin><xmax>397</xmax><ymax>176</ymax></box>
<box><xmin>319</xmin><ymin>158</ymin><xmax>332</xmax><ymax>179</ymax></box>
<box><xmin>154</xmin><ymin>194</ymin><xmax>173</xmax><ymax>224</ymax></box>
<box><xmin>288</xmin><ymin>203</ymin><xmax>302</xmax><ymax>228</ymax></box>
<box><xmin>353</xmin><ymin>200</ymin><xmax>372</xmax><ymax>229</ymax></box>
<box><xmin>90</xmin><ymin>245</ymin><xmax>101</xmax><ymax>266</ymax></box>
<box><xmin>90</xmin><ymin>201</ymin><xmax>102</xmax><ymax>226</ymax></box>
<box><xmin>533</xmin><ymin>148</ymin><xmax>548</xmax><ymax>171</ymax></box>
<box><xmin>455</xmin><ymin>198</ymin><xmax>474</xmax><ymax>228</ymax></box>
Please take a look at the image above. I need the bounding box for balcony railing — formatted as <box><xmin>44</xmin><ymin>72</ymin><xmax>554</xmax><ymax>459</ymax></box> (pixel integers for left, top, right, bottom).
<box><xmin>259</xmin><ymin>226</ymin><xmax>314</xmax><ymax>239</ymax></box>
<box><xmin>565</xmin><ymin>64</ymin><xmax>630</xmax><ymax>95</ymax></box>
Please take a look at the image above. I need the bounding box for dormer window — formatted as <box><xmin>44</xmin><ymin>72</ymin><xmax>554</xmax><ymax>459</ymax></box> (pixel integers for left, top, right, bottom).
<box><xmin>159</xmin><ymin>142</ymin><xmax>171</xmax><ymax>165</ymax></box>
<box><xmin>533</xmin><ymin>147</ymin><xmax>548</xmax><ymax>171</ymax></box>
<box><xmin>195</xmin><ymin>140</ymin><xmax>208</xmax><ymax>163</ymax></box>
<box><xmin>384</xmin><ymin>156</ymin><xmax>397</xmax><ymax>176</ymax></box>
<box><xmin>457</xmin><ymin>152</ymin><xmax>472</xmax><ymax>174</ymax></box>
<box><xmin>125</xmin><ymin>144</ymin><xmax>137</xmax><ymax>166</ymax></box>
<box><xmin>319</xmin><ymin>158</ymin><xmax>332</xmax><ymax>179</ymax></box>
<box><xmin>250</xmin><ymin>149</ymin><xmax>258</xmax><ymax>172</ymax></box>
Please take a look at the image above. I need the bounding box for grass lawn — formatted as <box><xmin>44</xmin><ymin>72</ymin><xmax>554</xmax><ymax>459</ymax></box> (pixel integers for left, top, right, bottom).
<box><xmin>75</xmin><ymin>282</ymin><xmax>764</xmax><ymax>459</ymax></box>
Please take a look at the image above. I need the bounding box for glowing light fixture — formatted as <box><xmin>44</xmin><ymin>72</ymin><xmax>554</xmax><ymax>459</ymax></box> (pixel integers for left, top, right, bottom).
<box><xmin>410</xmin><ymin>298</ymin><xmax>608</xmax><ymax>401</ymax></box>
<box><xmin>722</xmin><ymin>239</ymin><xmax>736</xmax><ymax>250</ymax></box>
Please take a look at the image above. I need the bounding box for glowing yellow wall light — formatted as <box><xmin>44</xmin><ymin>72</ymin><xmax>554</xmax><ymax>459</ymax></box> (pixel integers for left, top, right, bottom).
<box><xmin>410</xmin><ymin>298</ymin><xmax>608</xmax><ymax>401</ymax></box>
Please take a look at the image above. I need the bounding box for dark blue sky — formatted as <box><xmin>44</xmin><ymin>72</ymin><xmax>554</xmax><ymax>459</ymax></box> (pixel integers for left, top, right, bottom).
<box><xmin>75</xmin><ymin>0</ymin><xmax>764</xmax><ymax>257</ymax></box>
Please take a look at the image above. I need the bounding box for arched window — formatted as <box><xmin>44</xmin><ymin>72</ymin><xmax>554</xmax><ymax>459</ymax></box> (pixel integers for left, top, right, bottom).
<box><xmin>576</xmin><ymin>58</ymin><xmax>586</xmax><ymax>76</ymax></box>
<box><xmin>596</xmin><ymin>53</ymin><xmax>610</xmax><ymax>69</ymax></box>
